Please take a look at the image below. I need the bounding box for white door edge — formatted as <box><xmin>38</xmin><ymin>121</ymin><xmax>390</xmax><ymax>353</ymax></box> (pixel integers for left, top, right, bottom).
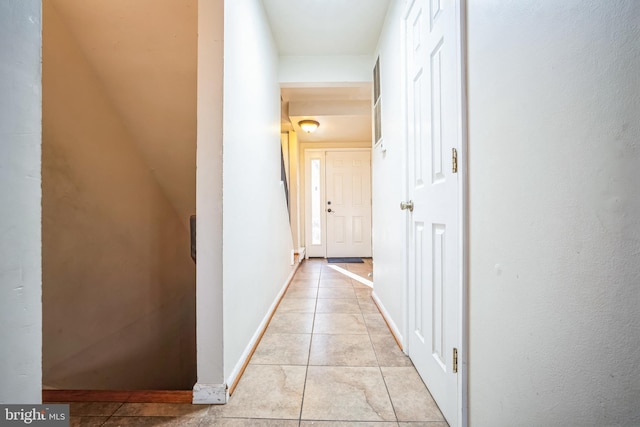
<box><xmin>458</xmin><ymin>1</ymin><xmax>469</xmax><ymax>425</ymax></box>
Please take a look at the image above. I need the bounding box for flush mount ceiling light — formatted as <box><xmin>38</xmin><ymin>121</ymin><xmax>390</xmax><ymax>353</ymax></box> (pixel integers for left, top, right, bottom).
<box><xmin>298</xmin><ymin>119</ymin><xmax>320</xmax><ymax>133</ymax></box>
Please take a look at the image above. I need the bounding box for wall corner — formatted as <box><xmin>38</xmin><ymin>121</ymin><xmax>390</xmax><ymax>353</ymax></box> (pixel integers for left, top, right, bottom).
<box><xmin>192</xmin><ymin>383</ymin><xmax>228</xmax><ymax>405</ymax></box>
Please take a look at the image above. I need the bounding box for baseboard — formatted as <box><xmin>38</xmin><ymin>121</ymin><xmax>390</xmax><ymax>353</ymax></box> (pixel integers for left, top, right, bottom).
<box><xmin>43</xmin><ymin>390</ymin><xmax>193</xmax><ymax>404</ymax></box>
<box><xmin>371</xmin><ymin>291</ymin><xmax>404</xmax><ymax>351</ymax></box>
<box><xmin>226</xmin><ymin>262</ymin><xmax>301</xmax><ymax>395</ymax></box>
<box><xmin>192</xmin><ymin>383</ymin><xmax>227</xmax><ymax>404</ymax></box>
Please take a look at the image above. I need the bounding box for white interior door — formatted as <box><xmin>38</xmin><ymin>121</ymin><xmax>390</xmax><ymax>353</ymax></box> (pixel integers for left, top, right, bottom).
<box><xmin>405</xmin><ymin>0</ymin><xmax>461</xmax><ymax>425</ymax></box>
<box><xmin>325</xmin><ymin>151</ymin><xmax>372</xmax><ymax>258</ymax></box>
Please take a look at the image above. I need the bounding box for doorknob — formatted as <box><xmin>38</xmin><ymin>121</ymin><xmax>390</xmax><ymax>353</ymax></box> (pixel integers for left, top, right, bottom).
<box><xmin>400</xmin><ymin>200</ymin><xmax>414</xmax><ymax>212</ymax></box>
<box><xmin>327</xmin><ymin>208</ymin><xmax>333</xmax><ymax>213</ymax></box>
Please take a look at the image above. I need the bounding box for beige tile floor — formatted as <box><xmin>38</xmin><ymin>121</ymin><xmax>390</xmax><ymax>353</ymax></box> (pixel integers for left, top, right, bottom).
<box><xmin>64</xmin><ymin>258</ymin><xmax>448</xmax><ymax>426</ymax></box>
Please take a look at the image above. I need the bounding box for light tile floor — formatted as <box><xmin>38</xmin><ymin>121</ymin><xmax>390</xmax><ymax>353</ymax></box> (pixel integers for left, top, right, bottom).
<box><xmin>63</xmin><ymin>259</ymin><xmax>448</xmax><ymax>426</ymax></box>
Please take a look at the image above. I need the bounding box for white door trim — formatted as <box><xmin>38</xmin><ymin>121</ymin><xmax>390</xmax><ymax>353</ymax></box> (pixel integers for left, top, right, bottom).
<box><xmin>303</xmin><ymin>148</ymin><xmax>372</xmax><ymax>258</ymax></box>
<box><xmin>458</xmin><ymin>1</ymin><xmax>469</xmax><ymax>425</ymax></box>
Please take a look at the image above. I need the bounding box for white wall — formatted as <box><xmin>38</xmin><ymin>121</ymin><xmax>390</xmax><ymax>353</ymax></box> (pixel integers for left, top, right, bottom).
<box><xmin>0</xmin><ymin>0</ymin><xmax>42</xmax><ymax>404</ymax></box>
<box><xmin>467</xmin><ymin>1</ymin><xmax>640</xmax><ymax>425</ymax></box>
<box><xmin>194</xmin><ymin>0</ymin><xmax>225</xmax><ymax>401</ymax></box>
<box><xmin>222</xmin><ymin>0</ymin><xmax>295</xmax><ymax>382</ymax></box>
<box><xmin>280</xmin><ymin>55</ymin><xmax>373</xmax><ymax>86</ymax></box>
<box><xmin>370</xmin><ymin>0</ymin><xmax>408</xmax><ymax>344</ymax></box>
<box><xmin>42</xmin><ymin>2</ymin><xmax>196</xmax><ymax>390</ymax></box>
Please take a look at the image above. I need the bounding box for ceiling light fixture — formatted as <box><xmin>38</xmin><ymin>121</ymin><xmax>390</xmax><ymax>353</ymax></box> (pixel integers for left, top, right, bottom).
<box><xmin>298</xmin><ymin>119</ymin><xmax>320</xmax><ymax>133</ymax></box>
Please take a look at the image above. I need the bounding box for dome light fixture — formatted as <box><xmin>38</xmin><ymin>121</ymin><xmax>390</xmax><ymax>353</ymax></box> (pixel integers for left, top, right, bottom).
<box><xmin>298</xmin><ymin>119</ymin><xmax>320</xmax><ymax>133</ymax></box>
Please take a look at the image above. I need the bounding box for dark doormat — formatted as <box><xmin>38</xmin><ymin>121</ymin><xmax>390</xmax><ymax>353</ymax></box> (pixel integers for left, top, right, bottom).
<box><xmin>327</xmin><ymin>257</ymin><xmax>364</xmax><ymax>263</ymax></box>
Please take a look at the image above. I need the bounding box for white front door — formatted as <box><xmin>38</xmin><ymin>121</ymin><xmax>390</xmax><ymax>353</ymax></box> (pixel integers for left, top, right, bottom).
<box><xmin>325</xmin><ymin>151</ymin><xmax>372</xmax><ymax>258</ymax></box>
<box><xmin>405</xmin><ymin>0</ymin><xmax>462</xmax><ymax>426</ymax></box>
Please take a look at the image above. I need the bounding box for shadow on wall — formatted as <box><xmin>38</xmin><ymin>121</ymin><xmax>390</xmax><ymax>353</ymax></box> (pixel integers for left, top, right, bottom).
<box><xmin>41</xmin><ymin>1</ymin><xmax>196</xmax><ymax>390</ymax></box>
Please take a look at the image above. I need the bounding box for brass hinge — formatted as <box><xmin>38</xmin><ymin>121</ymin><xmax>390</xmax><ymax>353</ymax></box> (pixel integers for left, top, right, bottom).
<box><xmin>452</xmin><ymin>148</ymin><xmax>458</xmax><ymax>173</ymax></box>
<box><xmin>453</xmin><ymin>348</ymin><xmax>458</xmax><ymax>373</ymax></box>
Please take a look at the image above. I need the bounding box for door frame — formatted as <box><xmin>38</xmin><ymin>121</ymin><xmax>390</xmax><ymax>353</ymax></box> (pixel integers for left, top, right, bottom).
<box><xmin>400</xmin><ymin>0</ymin><xmax>468</xmax><ymax>425</ymax></box>
<box><xmin>303</xmin><ymin>147</ymin><xmax>372</xmax><ymax>258</ymax></box>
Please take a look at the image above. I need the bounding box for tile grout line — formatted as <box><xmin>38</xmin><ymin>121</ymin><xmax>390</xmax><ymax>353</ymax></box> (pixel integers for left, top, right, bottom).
<box><xmin>355</xmin><ymin>276</ymin><xmax>402</xmax><ymax>425</ymax></box>
<box><xmin>296</xmin><ymin>261</ymin><xmax>322</xmax><ymax>426</ymax></box>
<box><xmin>98</xmin><ymin>401</ymin><xmax>124</xmax><ymax>427</ymax></box>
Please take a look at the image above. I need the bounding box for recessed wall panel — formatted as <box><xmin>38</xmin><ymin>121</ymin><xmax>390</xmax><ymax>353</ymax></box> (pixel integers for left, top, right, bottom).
<box><xmin>430</xmin><ymin>0</ymin><xmax>443</xmax><ymax>28</ymax></box>
<box><xmin>335</xmin><ymin>216</ymin><xmax>346</xmax><ymax>244</ymax></box>
<box><xmin>414</xmin><ymin>222</ymin><xmax>426</xmax><ymax>343</ymax></box>
<box><xmin>432</xmin><ymin>224</ymin><xmax>445</xmax><ymax>369</ymax></box>
<box><xmin>413</xmin><ymin>70</ymin><xmax>424</xmax><ymax>188</ymax></box>
<box><xmin>413</xmin><ymin>9</ymin><xmax>422</xmax><ymax>53</ymax></box>
<box><xmin>334</xmin><ymin>174</ymin><xmax>344</xmax><ymax>205</ymax></box>
<box><xmin>431</xmin><ymin>39</ymin><xmax>444</xmax><ymax>184</ymax></box>
<box><xmin>353</xmin><ymin>217</ymin><xmax>363</xmax><ymax>244</ymax></box>
<box><xmin>352</xmin><ymin>175</ymin><xmax>363</xmax><ymax>206</ymax></box>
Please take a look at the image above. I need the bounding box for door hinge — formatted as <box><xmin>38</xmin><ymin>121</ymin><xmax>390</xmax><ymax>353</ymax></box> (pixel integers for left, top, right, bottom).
<box><xmin>452</xmin><ymin>148</ymin><xmax>458</xmax><ymax>173</ymax></box>
<box><xmin>453</xmin><ymin>348</ymin><xmax>458</xmax><ymax>373</ymax></box>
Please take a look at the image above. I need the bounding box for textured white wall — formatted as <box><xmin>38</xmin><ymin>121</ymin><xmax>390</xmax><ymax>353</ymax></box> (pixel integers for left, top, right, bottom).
<box><xmin>370</xmin><ymin>0</ymin><xmax>408</xmax><ymax>344</ymax></box>
<box><xmin>222</xmin><ymin>0</ymin><xmax>295</xmax><ymax>381</ymax></box>
<box><xmin>42</xmin><ymin>2</ymin><xmax>196</xmax><ymax>390</ymax></box>
<box><xmin>0</xmin><ymin>0</ymin><xmax>42</xmax><ymax>404</ymax></box>
<box><xmin>195</xmin><ymin>0</ymin><xmax>225</xmax><ymax>392</ymax></box>
<box><xmin>467</xmin><ymin>1</ymin><xmax>640</xmax><ymax>425</ymax></box>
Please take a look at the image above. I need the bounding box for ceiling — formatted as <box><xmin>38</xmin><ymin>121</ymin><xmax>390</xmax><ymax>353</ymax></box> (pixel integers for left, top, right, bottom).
<box><xmin>263</xmin><ymin>0</ymin><xmax>391</xmax><ymax>143</ymax></box>
<box><xmin>281</xmin><ymin>86</ymin><xmax>373</xmax><ymax>143</ymax></box>
<box><xmin>262</xmin><ymin>0</ymin><xmax>391</xmax><ymax>56</ymax></box>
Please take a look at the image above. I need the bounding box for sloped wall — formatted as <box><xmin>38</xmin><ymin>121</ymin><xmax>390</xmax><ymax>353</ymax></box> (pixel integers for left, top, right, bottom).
<box><xmin>42</xmin><ymin>2</ymin><xmax>196</xmax><ymax>389</ymax></box>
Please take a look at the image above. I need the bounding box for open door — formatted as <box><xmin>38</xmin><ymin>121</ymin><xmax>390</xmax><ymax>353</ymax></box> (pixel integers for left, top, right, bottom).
<box><xmin>404</xmin><ymin>0</ymin><xmax>464</xmax><ymax>425</ymax></box>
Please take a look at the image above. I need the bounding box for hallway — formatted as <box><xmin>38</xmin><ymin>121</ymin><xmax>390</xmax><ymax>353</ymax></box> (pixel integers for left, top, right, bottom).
<box><xmin>62</xmin><ymin>259</ymin><xmax>448</xmax><ymax>426</ymax></box>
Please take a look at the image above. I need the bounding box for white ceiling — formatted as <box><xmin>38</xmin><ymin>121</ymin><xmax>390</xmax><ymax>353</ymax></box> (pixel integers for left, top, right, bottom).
<box><xmin>263</xmin><ymin>0</ymin><xmax>391</xmax><ymax>143</ymax></box>
<box><xmin>282</xmin><ymin>86</ymin><xmax>373</xmax><ymax>143</ymax></box>
<box><xmin>262</xmin><ymin>0</ymin><xmax>391</xmax><ymax>56</ymax></box>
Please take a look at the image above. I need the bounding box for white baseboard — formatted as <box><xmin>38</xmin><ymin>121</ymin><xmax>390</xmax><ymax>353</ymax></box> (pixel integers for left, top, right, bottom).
<box><xmin>371</xmin><ymin>291</ymin><xmax>404</xmax><ymax>349</ymax></box>
<box><xmin>225</xmin><ymin>263</ymin><xmax>300</xmax><ymax>391</ymax></box>
<box><xmin>298</xmin><ymin>247</ymin><xmax>305</xmax><ymax>261</ymax></box>
<box><xmin>192</xmin><ymin>383</ymin><xmax>228</xmax><ymax>404</ymax></box>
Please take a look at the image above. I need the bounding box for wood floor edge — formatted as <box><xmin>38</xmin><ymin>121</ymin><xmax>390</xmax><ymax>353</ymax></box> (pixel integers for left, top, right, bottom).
<box><xmin>42</xmin><ymin>390</ymin><xmax>193</xmax><ymax>403</ymax></box>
